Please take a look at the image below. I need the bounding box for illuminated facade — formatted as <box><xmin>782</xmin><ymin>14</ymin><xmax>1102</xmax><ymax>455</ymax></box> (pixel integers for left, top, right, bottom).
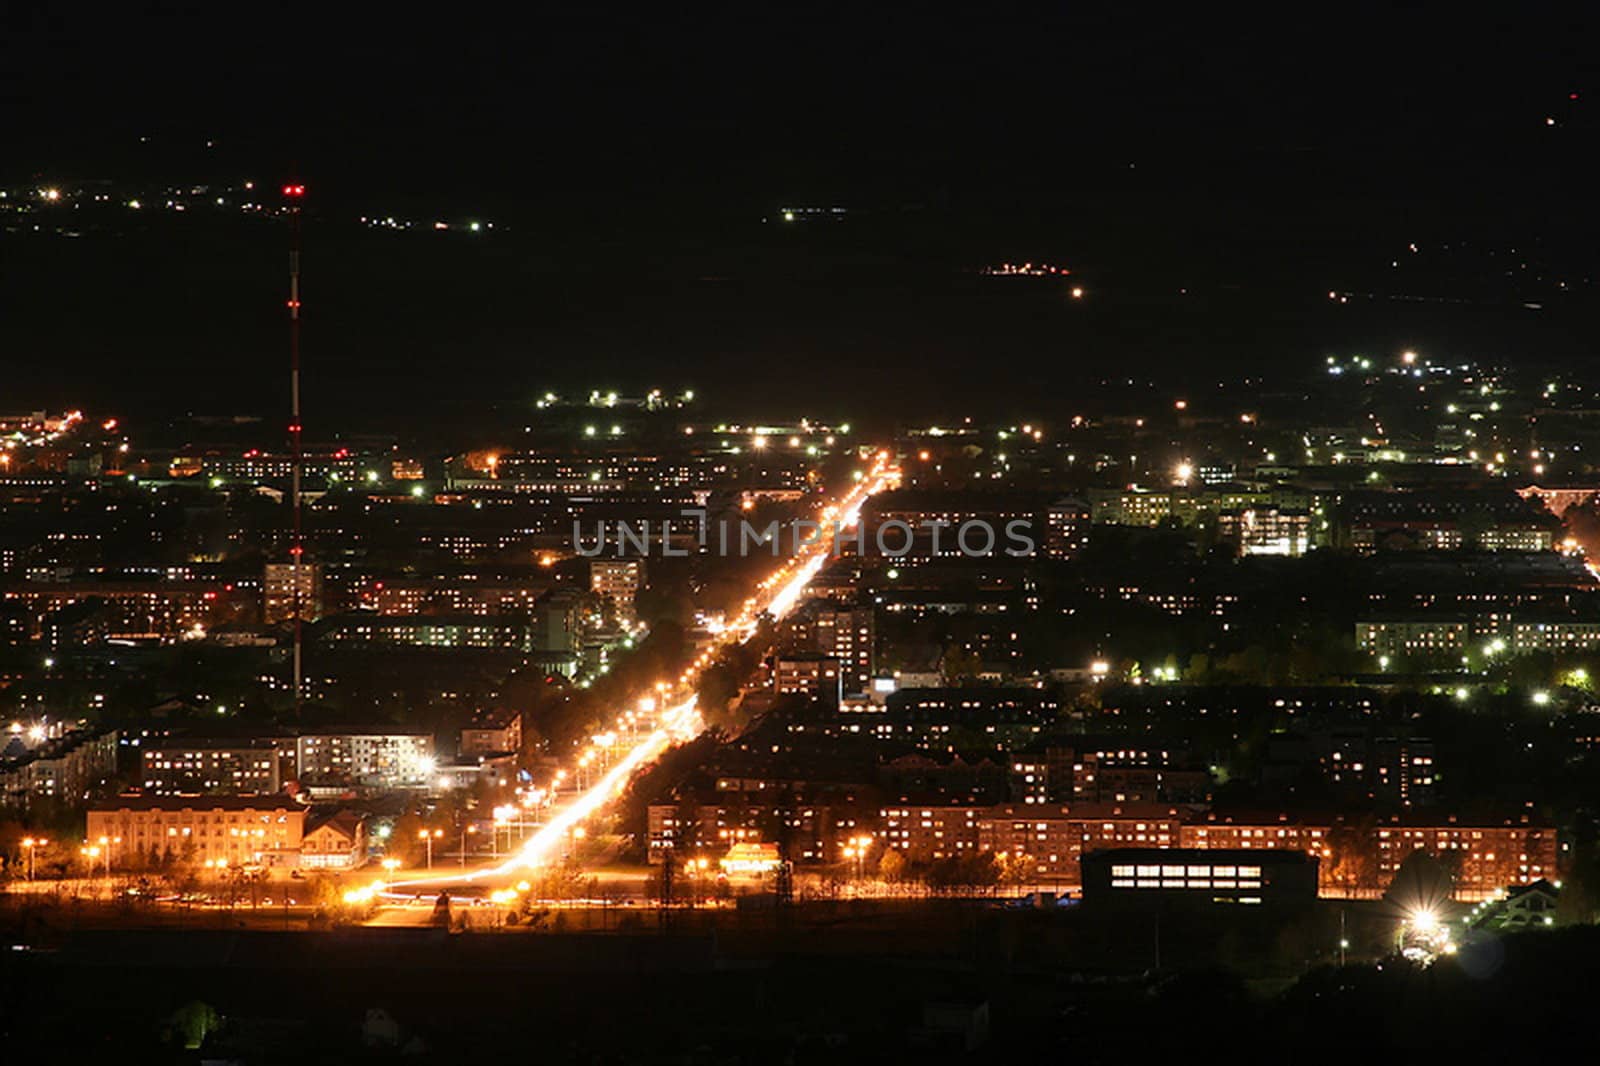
<box><xmin>790</xmin><ymin>602</ymin><xmax>875</xmax><ymax>694</ymax></box>
<box><xmin>263</xmin><ymin>562</ymin><xmax>324</xmax><ymax>624</ymax></box>
<box><xmin>1217</xmin><ymin>507</ymin><xmax>1311</xmax><ymax>557</ymax></box>
<box><xmin>880</xmin><ymin>805</ymin><xmax>985</xmax><ymax>861</ymax></box>
<box><xmin>142</xmin><ymin>741</ymin><xmax>281</xmax><ymax>795</ymax></box>
<box><xmin>647</xmin><ymin>801</ymin><xmax>861</xmax><ymax>863</ymax></box>
<box><xmin>833</xmin><ymin>801</ymin><xmax>1561</xmax><ymax>898</ymax></box>
<box><xmin>460</xmin><ymin>708</ymin><xmax>523</xmax><ymax>757</ymax></box>
<box><xmin>300</xmin><ymin>809</ymin><xmax>367</xmax><ymax>869</ymax></box>
<box><xmin>371</xmin><ymin>580</ymin><xmax>548</xmax><ymax>616</ymax></box>
<box><xmin>1082</xmin><ymin>848</ymin><xmax>1318</xmax><ymax>906</ymax></box>
<box><xmin>295</xmin><ymin>731</ymin><xmax>434</xmax><ymax>787</ymax></box>
<box><xmin>2</xmin><ymin>584</ymin><xmax>220</xmax><ymax>643</ymax></box>
<box><xmin>1374</xmin><ymin>817</ymin><xmax>1555</xmax><ymax>899</ymax></box>
<box><xmin>590</xmin><ymin>559</ymin><xmax>645</xmax><ymax>624</ymax></box>
<box><xmin>320</xmin><ymin>615</ymin><xmax>533</xmax><ymax>651</ymax></box>
<box><xmin>977</xmin><ymin>804</ymin><xmax>1186</xmax><ymax>877</ymax></box>
<box><xmin>0</xmin><ymin>728</ymin><xmax>118</xmax><ymax>809</ymax></box>
<box><xmin>1356</xmin><ymin>618</ymin><xmax>1471</xmax><ymax>658</ymax></box>
<box><xmin>1182</xmin><ymin>812</ymin><xmax>1557</xmax><ymax>900</ymax></box>
<box><xmin>774</xmin><ymin>654</ymin><xmax>843</xmax><ymax>706</ymax></box>
<box><xmin>86</xmin><ymin>796</ymin><xmax>304</xmax><ymax>868</ymax></box>
<box><xmin>1044</xmin><ymin>496</ymin><xmax>1091</xmax><ymax>558</ymax></box>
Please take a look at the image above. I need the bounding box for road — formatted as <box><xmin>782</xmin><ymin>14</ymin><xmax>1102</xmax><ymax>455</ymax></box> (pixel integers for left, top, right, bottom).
<box><xmin>367</xmin><ymin>456</ymin><xmax>897</xmax><ymax>915</ymax></box>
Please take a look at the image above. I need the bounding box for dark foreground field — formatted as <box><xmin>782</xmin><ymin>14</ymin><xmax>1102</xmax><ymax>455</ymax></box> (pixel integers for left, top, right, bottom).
<box><xmin>0</xmin><ymin>895</ymin><xmax>1593</xmax><ymax>1063</ymax></box>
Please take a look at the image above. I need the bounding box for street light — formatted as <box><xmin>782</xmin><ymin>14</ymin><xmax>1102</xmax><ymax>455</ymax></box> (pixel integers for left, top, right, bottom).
<box><xmin>842</xmin><ymin>834</ymin><xmax>872</xmax><ymax>885</ymax></box>
<box><xmin>21</xmin><ymin>836</ymin><xmax>46</xmax><ymax>881</ymax></box>
<box><xmin>493</xmin><ymin>805</ymin><xmax>518</xmax><ymax>857</ymax></box>
<box><xmin>418</xmin><ymin>828</ymin><xmax>442</xmax><ymax>870</ymax></box>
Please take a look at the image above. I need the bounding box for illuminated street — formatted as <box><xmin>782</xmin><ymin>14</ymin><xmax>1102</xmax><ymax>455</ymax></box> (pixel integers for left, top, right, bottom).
<box><xmin>369</xmin><ymin>458</ymin><xmax>898</xmax><ymax>908</ymax></box>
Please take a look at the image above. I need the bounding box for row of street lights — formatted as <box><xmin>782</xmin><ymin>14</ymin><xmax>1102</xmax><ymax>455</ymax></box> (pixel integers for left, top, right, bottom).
<box><xmin>17</xmin><ymin>835</ymin><xmax>123</xmax><ymax>881</ymax></box>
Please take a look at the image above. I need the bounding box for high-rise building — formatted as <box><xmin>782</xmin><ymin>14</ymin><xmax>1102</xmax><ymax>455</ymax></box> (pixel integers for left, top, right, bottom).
<box><xmin>1045</xmin><ymin>496</ymin><xmax>1091</xmax><ymax>558</ymax></box>
<box><xmin>807</xmin><ymin>603</ymin><xmax>875</xmax><ymax>695</ymax></box>
<box><xmin>590</xmin><ymin>559</ymin><xmax>645</xmax><ymax>624</ymax></box>
<box><xmin>264</xmin><ymin>562</ymin><xmax>323</xmax><ymax>624</ymax></box>
<box><xmin>536</xmin><ymin>590</ymin><xmax>582</xmax><ymax>653</ymax></box>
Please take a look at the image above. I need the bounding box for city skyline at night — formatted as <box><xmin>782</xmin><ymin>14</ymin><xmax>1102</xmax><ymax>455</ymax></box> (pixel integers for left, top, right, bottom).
<box><xmin>6</xmin><ymin>6</ymin><xmax>1600</xmax><ymax>1061</ymax></box>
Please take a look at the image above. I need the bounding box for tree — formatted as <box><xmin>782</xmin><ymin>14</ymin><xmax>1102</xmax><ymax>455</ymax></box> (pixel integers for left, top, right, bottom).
<box><xmin>878</xmin><ymin>848</ymin><xmax>908</xmax><ymax>883</ymax></box>
<box><xmin>1383</xmin><ymin>850</ymin><xmax>1454</xmax><ymax>917</ymax></box>
<box><xmin>941</xmin><ymin>643</ymin><xmax>983</xmax><ymax>684</ymax></box>
<box><xmin>994</xmin><ymin>850</ymin><xmax>1034</xmax><ymax>888</ymax></box>
<box><xmin>163</xmin><ymin>1001</ymin><xmax>220</xmax><ymax>1051</ymax></box>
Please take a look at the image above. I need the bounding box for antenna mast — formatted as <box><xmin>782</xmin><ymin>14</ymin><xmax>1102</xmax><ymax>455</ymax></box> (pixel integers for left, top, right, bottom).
<box><xmin>284</xmin><ymin>181</ymin><xmax>306</xmax><ymax>717</ymax></box>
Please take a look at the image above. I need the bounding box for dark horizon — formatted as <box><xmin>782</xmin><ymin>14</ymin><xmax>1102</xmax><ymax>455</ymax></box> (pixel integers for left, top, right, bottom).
<box><xmin>6</xmin><ymin>7</ymin><xmax>1600</xmax><ymax>425</ymax></box>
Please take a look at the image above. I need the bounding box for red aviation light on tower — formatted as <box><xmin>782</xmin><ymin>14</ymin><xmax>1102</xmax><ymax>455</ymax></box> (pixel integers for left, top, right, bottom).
<box><xmin>282</xmin><ymin>183</ymin><xmax>306</xmax><ymax>198</ymax></box>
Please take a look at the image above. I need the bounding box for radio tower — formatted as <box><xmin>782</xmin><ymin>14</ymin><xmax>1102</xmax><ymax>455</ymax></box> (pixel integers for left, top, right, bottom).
<box><xmin>283</xmin><ymin>180</ymin><xmax>307</xmax><ymax>717</ymax></box>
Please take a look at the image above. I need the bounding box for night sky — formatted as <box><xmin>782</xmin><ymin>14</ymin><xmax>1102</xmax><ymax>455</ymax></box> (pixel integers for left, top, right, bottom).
<box><xmin>4</xmin><ymin>6</ymin><xmax>1599</xmax><ymax>424</ymax></box>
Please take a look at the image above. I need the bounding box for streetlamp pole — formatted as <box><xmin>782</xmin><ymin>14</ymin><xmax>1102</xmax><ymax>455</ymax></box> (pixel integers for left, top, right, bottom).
<box><xmin>419</xmin><ymin>829</ymin><xmax>437</xmax><ymax>870</ymax></box>
<box><xmin>21</xmin><ymin>837</ymin><xmax>45</xmax><ymax>881</ymax></box>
